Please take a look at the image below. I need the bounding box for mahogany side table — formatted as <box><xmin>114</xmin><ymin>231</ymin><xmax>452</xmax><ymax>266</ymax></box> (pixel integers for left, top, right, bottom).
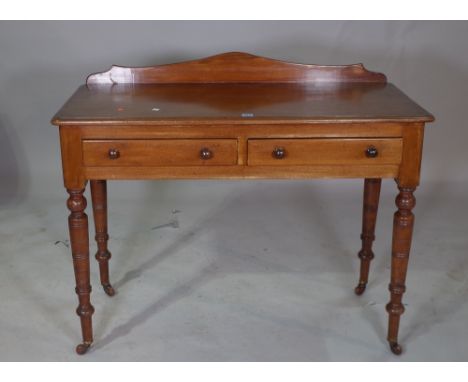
<box><xmin>52</xmin><ymin>52</ymin><xmax>434</xmax><ymax>355</ymax></box>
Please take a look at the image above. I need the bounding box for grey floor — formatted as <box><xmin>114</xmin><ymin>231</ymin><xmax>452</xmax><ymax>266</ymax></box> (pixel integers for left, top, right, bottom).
<box><xmin>0</xmin><ymin>180</ymin><xmax>467</xmax><ymax>361</ymax></box>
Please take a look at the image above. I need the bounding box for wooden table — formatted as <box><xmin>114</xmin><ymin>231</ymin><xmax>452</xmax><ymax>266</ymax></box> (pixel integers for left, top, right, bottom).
<box><xmin>52</xmin><ymin>52</ymin><xmax>434</xmax><ymax>355</ymax></box>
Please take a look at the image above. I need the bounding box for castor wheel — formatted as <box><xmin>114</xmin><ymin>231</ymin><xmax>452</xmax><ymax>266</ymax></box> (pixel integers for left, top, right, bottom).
<box><xmin>103</xmin><ymin>283</ymin><xmax>115</xmax><ymax>297</ymax></box>
<box><xmin>76</xmin><ymin>343</ymin><xmax>91</xmax><ymax>355</ymax></box>
<box><xmin>354</xmin><ymin>283</ymin><xmax>367</xmax><ymax>295</ymax></box>
<box><xmin>389</xmin><ymin>341</ymin><xmax>403</xmax><ymax>355</ymax></box>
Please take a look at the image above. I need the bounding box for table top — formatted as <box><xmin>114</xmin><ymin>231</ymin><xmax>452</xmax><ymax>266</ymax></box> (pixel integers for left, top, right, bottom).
<box><xmin>51</xmin><ymin>52</ymin><xmax>434</xmax><ymax>126</ymax></box>
<box><xmin>52</xmin><ymin>82</ymin><xmax>433</xmax><ymax>125</ymax></box>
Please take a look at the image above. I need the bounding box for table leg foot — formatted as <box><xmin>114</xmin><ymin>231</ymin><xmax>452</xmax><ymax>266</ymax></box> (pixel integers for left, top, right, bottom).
<box><xmin>354</xmin><ymin>283</ymin><xmax>367</xmax><ymax>295</ymax></box>
<box><xmin>76</xmin><ymin>342</ymin><xmax>92</xmax><ymax>355</ymax></box>
<box><xmin>103</xmin><ymin>283</ymin><xmax>116</xmax><ymax>296</ymax></box>
<box><xmin>389</xmin><ymin>341</ymin><xmax>403</xmax><ymax>355</ymax></box>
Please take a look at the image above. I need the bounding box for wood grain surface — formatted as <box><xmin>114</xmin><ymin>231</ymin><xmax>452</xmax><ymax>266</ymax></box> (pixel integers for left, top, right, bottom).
<box><xmin>86</xmin><ymin>52</ymin><xmax>387</xmax><ymax>85</ymax></box>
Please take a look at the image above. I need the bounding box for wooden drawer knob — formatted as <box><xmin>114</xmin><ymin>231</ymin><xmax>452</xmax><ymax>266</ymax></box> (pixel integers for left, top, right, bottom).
<box><xmin>200</xmin><ymin>147</ymin><xmax>213</xmax><ymax>160</ymax></box>
<box><xmin>108</xmin><ymin>148</ymin><xmax>120</xmax><ymax>159</ymax></box>
<box><xmin>272</xmin><ymin>147</ymin><xmax>286</xmax><ymax>159</ymax></box>
<box><xmin>365</xmin><ymin>146</ymin><xmax>378</xmax><ymax>158</ymax></box>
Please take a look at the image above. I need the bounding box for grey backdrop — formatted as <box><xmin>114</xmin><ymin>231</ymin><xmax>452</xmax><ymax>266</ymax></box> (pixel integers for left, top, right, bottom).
<box><xmin>0</xmin><ymin>20</ymin><xmax>467</xmax><ymax>202</ymax></box>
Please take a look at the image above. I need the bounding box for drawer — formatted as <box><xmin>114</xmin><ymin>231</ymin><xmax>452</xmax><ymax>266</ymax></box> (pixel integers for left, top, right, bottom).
<box><xmin>248</xmin><ymin>138</ymin><xmax>402</xmax><ymax>166</ymax></box>
<box><xmin>82</xmin><ymin>139</ymin><xmax>238</xmax><ymax>166</ymax></box>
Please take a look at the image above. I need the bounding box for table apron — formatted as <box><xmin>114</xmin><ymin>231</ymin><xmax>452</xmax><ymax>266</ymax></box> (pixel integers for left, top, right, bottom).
<box><xmin>83</xmin><ymin>165</ymin><xmax>400</xmax><ymax>180</ymax></box>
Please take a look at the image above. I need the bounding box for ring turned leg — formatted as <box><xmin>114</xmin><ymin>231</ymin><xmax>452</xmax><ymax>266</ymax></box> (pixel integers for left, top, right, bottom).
<box><xmin>67</xmin><ymin>188</ymin><xmax>94</xmax><ymax>355</ymax></box>
<box><xmin>90</xmin><ymin>180</ymin><xmax>115</xmax><ymax>296</ymax></box>
<box><xmin>355</xmin><ymin>178</ymin><xmax>381</xmax><ymax>295</ymax></box>
<box><xmin>386</xmin><ymin>185</ymin><xmax>416</xmax><ymax>355</ymax></box>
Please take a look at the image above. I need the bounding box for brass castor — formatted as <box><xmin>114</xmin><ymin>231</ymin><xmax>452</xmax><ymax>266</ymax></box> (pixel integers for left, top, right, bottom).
<box><xmin>103</xmin><ymin>284</ymin><xmax>115</xmax><ymax>297</ymax></box>
<box><xmin>389</xmin><ymin>341</ymin><xmax>402</xmax><ymax>355</ymax></box>
<box><xmin>76</xmin><ymin>342</ymin><xmax>91</xmax><ymax>355</ymax></box>
<box><xmin>354</xmin><ymin>283</ymin><xmax>367</xmax><ymax>295</ymax></box>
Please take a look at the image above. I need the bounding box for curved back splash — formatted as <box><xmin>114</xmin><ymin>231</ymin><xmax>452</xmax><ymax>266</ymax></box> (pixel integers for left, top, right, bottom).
<box><xmin>86</xmin><ymin>52</ymin><xmax>387</xmax><ymax>85</ymax></box>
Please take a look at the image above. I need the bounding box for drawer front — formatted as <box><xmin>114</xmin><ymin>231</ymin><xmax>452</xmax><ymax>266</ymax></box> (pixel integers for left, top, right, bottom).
<box><xmin>248</xmin><ymin>138</ymin><xmax>402</xmax><ymax>166</ymax></box>
<box><xmin>83</xmin><ymin>139</ymin><xmax>238</xmax><ymax>166</ymax></box>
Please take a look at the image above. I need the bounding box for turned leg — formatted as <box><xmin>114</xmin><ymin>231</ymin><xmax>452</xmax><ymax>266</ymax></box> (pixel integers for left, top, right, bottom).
<box><xmin>386</xmin><ymin>185</ymin><xmax>416</xmax><ymax>355</ymax></box>
<box><xmin>67</xmin><ymin>188</ymin><xmax>94</xmax><ymax>355</ymax></box>
<box><xmin>90</xmin><ymin>180</ymin><xmax>115</xmax><ymax>296</ymax></box>
<box><xmin>355</xmin><ymin>178</ymin><xmax>381</xmax><ymax>295</ymax></box>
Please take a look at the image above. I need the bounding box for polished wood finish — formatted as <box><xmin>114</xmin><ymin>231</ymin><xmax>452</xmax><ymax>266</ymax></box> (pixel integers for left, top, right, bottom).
<box><xmin>83</xmin><ymin>139</ymin><xmax>238</xmax><ymax>167</ymax></box>
<box><xmin>247</xmin><ymin>138</ymin><xmax>402</xmax><ymax>166</ymax></box>
<box><xmin>387</xmin><ymin>186</ymin><xmax>416</xmax><ymax>355</ymax></box>
<box><xmin>53</xmin><ymin>52</ymin><xmax>434</xmax><ymax>355</ymax></box>
<box><xmin>90</xmin><ymin>180</ymin><xmax>115</xmax><ymax>297</ymax></box>
<box><xmin>66</xmin><ymin>188</ymin><xmax>94</xmax><ymax>355</ymax></box>
<box><xmin>86</xmin><ymin>52</ymin><xmax>388</xmax><ymax>85</ymax></box>
<box><xmin>52</xmin><ymin>83</ymin><xmax>433</xmax><ymax>125</ymax></box>
<box><xmin>355</xmin><ymin>178</ymin><xmax>382</xmax><ymax>295</ymax></box>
